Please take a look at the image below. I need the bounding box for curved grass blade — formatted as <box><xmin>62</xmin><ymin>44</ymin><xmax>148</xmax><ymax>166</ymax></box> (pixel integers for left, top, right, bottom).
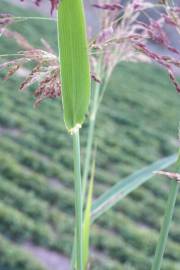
<box><xmin>151</xmin><ymin>150</ymin><xmax>180</xmax><ymax>270</ymax></box>
<box><xmin>91</xmin><ymin>154</ymin><xmax>177</xmax><ymax>222</ymax></box>
<box><xmin>57</xmin><ymin>0</ymin><xmax>91</xmax><ymax>132</ymax></box>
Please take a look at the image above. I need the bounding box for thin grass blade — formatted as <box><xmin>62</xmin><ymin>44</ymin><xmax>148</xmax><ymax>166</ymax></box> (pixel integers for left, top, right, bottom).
<box><xmin>151</xmin><ymin>150</ymin><xmax>180</xmax><ymax>270</ymax></box>
<box><xmin>57</xmin><ymin>0</ymin><xmax>91</xmax><ymax>132</ymax></box>
<box><xmin>83</xmin><ymin>159</ymin><xmax>95</xmax><ymax>270</ymax></box>
<box><xmin>91</xmin><ymin>154</ymin><xmax>177</xmax><ymax>221</ymax></box>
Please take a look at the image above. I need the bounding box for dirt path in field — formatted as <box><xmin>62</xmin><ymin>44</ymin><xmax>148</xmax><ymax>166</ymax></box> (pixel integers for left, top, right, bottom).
<box><xmin>24</xmin><ymin>243</ymin><xmax>70</xmax><ymax>270</ymax></box>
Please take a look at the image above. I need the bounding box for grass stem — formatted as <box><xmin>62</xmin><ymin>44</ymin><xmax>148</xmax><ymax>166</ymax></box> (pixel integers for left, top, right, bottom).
<box><xmin>82</xmin><ymin>78</ymin><xmax>109</xmax><ymax>202</ymax></box>
<box><xmin>151</xmin><ymin>152</ymin><xmax>180</xmax><ymax>270</ymax></box>
<box><xmin>82</xmin><ymin>81</ymin><xmax>100</xmax><ymax>200</ymax></box>
<box><xmin>73</xmin><ymin>130</ymin><xmax>83</xmax><ymax>270</ymax></box>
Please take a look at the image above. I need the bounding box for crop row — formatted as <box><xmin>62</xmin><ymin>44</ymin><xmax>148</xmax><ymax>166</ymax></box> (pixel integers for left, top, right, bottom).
<box><xmin>97</xmin><ymin>210</ymin><xmax>180</xmax><ymax>257</ymax></box>
<box><xmin>0</xmin><ymin>181</ymin><xmax>179</xmax><ymax>267</ymax></box>
<box><xmin>0</xmin><ymin>154</ymin><xmax>74</xmax><ymax>210</ymax></box>
<box><xmin>0</xmin><ymin>179</ymin><xmax>49</xmax><ymax>221</ymax></box>
<box><xmin>0</xmin><ymin>154</ymin><xmax>76</xmax><ymax>217</ymax></box>
<box><xmin>0</xmin><ymin>142</ymin><xmax>179</xmax><ymax>245</ymax></box>
<box><xmin>0</xmin><ymin>200</ymin><xmax>139</xmax><ymax>267</ymax></box>
<box><xmin>2</xmin><ymin>129</ymin><xmax>178</xmax><ymax>210</ymax></box>
<box><xmin>0</xmin><ymin>235</ymin><xmax>45</xmax><ymax>270</ymax></box>
<box><xmin>0</xmin><ymin>88</ymin><xmax>175</xmax><ymax>184</ymax></box>
<box><xmin>1</xmin><ymin>132</ymin><xmax>178</xmax><ymax>212</ymax></box>
<box><xmin>2</xmin><ymin>137</ymin><xmax>179</xmax><ymax>234</ymax></box>
<box><xmin>0</xmin><ymin>102</ymin><xmax>177</xmax><ymax>209</ymax></box>
<box><xmin>0</xmin><ymin>189</ymin><xmax>180</xmax><ymax>270</ymax></box>
<box><xmin>1</xmin><ymin>145</ymin><xmax>179</xmax><ymax>239</ymax></box>
<box><xmin>91</xmin><ymin>226</ymin><xmax>180</xmax><ymax>270</ymax></box>
<box><xmin>0</xmin><ymin>136</ymin><xmax>74</xmax><ymax>187</ymax></box>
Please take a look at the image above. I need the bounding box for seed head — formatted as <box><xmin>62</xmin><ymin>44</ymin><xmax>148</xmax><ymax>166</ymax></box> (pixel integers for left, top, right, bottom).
<box><xmin>0</xmin><ymin>31</ymin><xmax>61</xmax><ymax>106</ymax></box>
<box><xmin>91</xmin><ymin>0</ymin><xmax>180</xmax><ymax>90</ymax></box>
<box><xmin>1</xmin><ymin>0</ymin><xmax>180</xmax><ymax>105</ymax></box>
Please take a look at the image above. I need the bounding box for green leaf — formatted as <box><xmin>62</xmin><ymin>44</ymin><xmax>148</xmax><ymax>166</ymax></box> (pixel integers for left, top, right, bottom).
<box><xmin>83</xmin><ymin>159</ymin><xmax>95</xmax><ymax>270</ymax></box>
<box><xmin>57</xmin><ymin>0</ymin><xmax>91</xmax><ymax>132</ymax></box>
<box><xmin>91</xmin><ymin>154</ymin><xmax>177</xmax><ymax>222</ymax></box>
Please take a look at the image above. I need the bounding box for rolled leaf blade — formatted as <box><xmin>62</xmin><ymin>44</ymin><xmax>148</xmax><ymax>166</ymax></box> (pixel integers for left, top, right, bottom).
<box><xmin>57</xmin><ymin>0</ymin><xmax>91</xmax><ymax>132</ymax></box>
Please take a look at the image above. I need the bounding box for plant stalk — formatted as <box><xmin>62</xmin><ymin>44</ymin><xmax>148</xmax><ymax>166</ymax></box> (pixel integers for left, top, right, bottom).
<box><xmin>73</xmin><ymin>130</ymin><xmax>83</xmax><ymax>270</ymax></box>
<box><xmin>82</xmin><ymin>81</ymin><xmax>100</xmax><ymax>199</ymax></box>
<box><xmin>82</xmin><ymin>78</ymin><xmax>109</xmax><ymax>202</ymax></box>
<box><xmin>151</xmin><ymin>152</ymin><xmax>180</xmax><ymax>270</ymax></box>
<box><xmin>71</xmin><ymin>82</ymin><xmax>101</xmax><ymax>269</ymax></box>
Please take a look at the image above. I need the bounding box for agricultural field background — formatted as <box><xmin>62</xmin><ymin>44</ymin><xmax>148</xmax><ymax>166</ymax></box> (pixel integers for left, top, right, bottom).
<box><xmin>0</xmin><ymin>1</ymin><xmax>180</xmax><ymax>270</ymax></box>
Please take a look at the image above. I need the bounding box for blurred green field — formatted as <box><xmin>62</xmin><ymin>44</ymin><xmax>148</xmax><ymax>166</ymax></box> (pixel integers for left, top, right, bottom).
<box><xmin>0</xmin><ymin>1</ymin><xmax>180</xmax><ymax>270</ymax></box>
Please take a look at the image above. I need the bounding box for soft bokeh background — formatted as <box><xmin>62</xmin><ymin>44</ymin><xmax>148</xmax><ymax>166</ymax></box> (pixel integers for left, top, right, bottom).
<box><xmin>0</xmin><ymin>1</ymin><xmax>180</xmax><ymax>270</ymax></box>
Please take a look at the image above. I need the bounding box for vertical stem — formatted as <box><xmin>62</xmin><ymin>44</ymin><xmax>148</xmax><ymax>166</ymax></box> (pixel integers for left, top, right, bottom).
<box><xmin>73</xmin><ymin>130</ymin><xmax>83</xmax><ymax>270</ymax></box>
<box><xmin>82</xmin><ymin>82</ymin><xmax>100</xmax><ymax>199</ymax></box>
<box><xmin>151</xmin><ymin>181</ymin><xmax>179</xmax><ymax>270</ymax></box>
<box><xmin>82</xmin><ymin>78</ymin><xmax>109</xmax><ymax>201</ymax></box>
<box><xmin>151</xmin><ymin>152</ymin><xmax>180</xmax><ymax>270</ymax></box>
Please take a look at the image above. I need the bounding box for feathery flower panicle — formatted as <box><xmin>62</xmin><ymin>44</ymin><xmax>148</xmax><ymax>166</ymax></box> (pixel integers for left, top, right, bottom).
<box><xmin>163</xmin><ymin>6</ymin><xmax>180</xmax><ymax>34</ymax></box>
<box><xmin>1</xmin><ymin>0</ymin><xmax>180</xmax><ymax>105</ymax></box>
<box><xmin>91</xmin><ymin>0</ymin><xmax>152</xmax><ymax>78</ymax></box>
<box><xmin>0</xmin><ymin>32</ymin><xmax>61</xmax><ymax>106</ymax></box>
<box><xmin>0</xmin><ymin>29</ymin><xmax>98</xmax><ymax>106</ymax></box>
<box><xmin>134</xmin><ymin>42</ymin><xmax>180</xmax><ymax>92</ymax></box>
<box><xmin>91</xmin><ymin>0</ymin><xmax>180</xmax><ymax>91</ymax></box>
<box><xmin>137</xmin><ymin>18</ymin><xmax>179</xmax><ymax>53</ymax></box>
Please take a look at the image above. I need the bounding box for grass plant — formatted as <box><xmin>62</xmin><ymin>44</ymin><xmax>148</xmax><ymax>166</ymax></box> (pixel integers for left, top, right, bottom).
<box><xmin>0</xmin><ymin>0</ymin><xmax>180</xmax><ymax>269</ymax></box>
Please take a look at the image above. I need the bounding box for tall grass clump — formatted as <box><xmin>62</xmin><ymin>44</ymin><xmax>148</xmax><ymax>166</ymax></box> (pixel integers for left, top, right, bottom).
<box><xmin>57</xmin><ymin>1</ymin><xmax>91</xmax><ymax>268</ymax></box>
<box><xmin>0</xmin><ymin>0</ymin><xmax>180</xmax><ymax>269</ymax></box>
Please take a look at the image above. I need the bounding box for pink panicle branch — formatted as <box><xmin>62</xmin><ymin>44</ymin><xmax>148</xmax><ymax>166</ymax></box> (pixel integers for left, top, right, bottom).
<box><xmin>92</xmin><ymin>3</ymin><xmax>123</xmax><ymax>11</ymax></box>
<box><xmin>0</xmin><ymin>30</ymin><xmax>61</xmax><ymax>106</ymax></box>
<box><xmin>0</xmin><ymin>48</ymin><xmax>61</xmax><ymax>106</ymax></box>
<box><xmin>134</xmin><ymin>42</ymin><xmax>180</xmax><ymax>92</ymax></box>
<box><xmin>0</xmin><ymin>13</ymin><xmax>14</xmax><ymax>36</ymax></box>
<box><xmin>20</xmin><ymin>0</ymin><xmax>60</xmax><ymax>14</ymax></box>
<box><xmin>0</xmin><ymin>13</ymin><xmax>14</xmax><ymax>27</ymax></box>
<box><xmin>0</xmin><ymin>29</ymin><xmax>98</xmax><ymax>105</ymax></box>
<box><xmin>90</xmin><ymin>0</ymin><xmax>180</xmax><ymax>90</ymax></box>
<box><xmin>155</xmin><ymin>171</ymin><xmax>180</xmax><ymax>183</ymax></box>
